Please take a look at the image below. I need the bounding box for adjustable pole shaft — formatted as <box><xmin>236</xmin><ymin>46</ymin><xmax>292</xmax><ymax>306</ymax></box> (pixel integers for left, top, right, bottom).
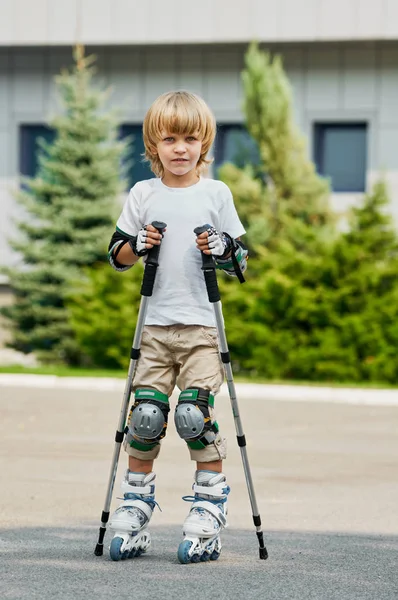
<box><xmin>94</xmin><ymin>221</ymin><xmax>167</xmax><ymax>557</ymax></box>
<box><xmin>194</xmin><ymin>225</ymin><xmax>268</xmax><ymax>560</ymax></box>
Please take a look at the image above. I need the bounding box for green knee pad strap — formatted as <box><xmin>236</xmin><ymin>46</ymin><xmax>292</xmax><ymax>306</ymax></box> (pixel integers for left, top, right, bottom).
<box><xmin>129</xmin><ymin>439</ymin><xmax>159</xmax><ymax>452</ymax></box>
<box><xmin>187</xmin><ymin>421</ymin><xmax>220</xmax><ymax>450</ymax></box>
<box><xmin>179</xmin><ymin>388</ymin><xmax>215</xmax><ymax>408</ymax></box>
<box><xmin>134</xmin><ymin>388</ymin><xmax>169</xmax><ymax>404</ymax></box>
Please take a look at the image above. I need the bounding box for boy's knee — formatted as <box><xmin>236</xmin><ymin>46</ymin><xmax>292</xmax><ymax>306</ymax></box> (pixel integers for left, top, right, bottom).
<box><xmin>174</xmin><ymin>387</ymin><xmax>227</xmax><ymax>461</ymax></box>
<box><xmin>124</xmin><ymin>388</ymin><xmax>170</xmax><ymax>459</ymax></box>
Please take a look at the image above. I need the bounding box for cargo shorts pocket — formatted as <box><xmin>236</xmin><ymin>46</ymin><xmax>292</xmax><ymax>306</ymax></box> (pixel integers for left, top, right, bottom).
<box><xmin>200</xmin><ymin>327</ymin><xmax>219</xmax><ymax>349</ymax></box>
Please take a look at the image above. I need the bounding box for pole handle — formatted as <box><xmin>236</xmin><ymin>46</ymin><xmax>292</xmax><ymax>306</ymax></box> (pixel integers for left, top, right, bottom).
<box><xmin>193</xmin><ymin>224</ymin><xmax>209</xmax><ymax>236</ymax></box>
<box><xmin>140</xmin><ymin>221</ymin><xmax>167</xmax><ymax>297</ymax></box>
<box><xmin>146</xmin><ymin>221</ymin><xmax>167</xmax><ymax>266</ymax></box>
<box><xmin>193</xmin><ymin>224</ymin><xmax>220</xmax><ymax>304</ymax></box>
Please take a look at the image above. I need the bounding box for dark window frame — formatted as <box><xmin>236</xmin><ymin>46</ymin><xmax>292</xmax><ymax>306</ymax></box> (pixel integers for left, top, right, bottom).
<box><xmin>214</xmin><ymin>123</ymin><xmax>260</xmax><ymax>175</ymax></box>
<box><xmin>313</xmin><ymin>122</ymin><xmax>368</xmax><ymax>193</ymax></box>
<box><xmin>19</xmin><ymin>123</ymin><xmax>153</xmax><ymax>189</ymax></box>
<box><xmin>119</xmin><ymin>123</ymin><xmax>153</xmax><ymax>189</ymax></box>
<box><xmin>19</xmin><ymin>124</ymin><xmax>55</xmax><ymax>179</ymax></box>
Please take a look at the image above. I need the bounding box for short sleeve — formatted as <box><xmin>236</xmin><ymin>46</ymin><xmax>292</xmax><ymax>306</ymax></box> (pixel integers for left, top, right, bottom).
<box><xmin>116</xmin><ymin>185</ymin><xmax>142</xmax><ymax>237</ymax></box>
<box><xmin>218</xmin><ymin>183</ymin><xmax>246</xmax><ymax>239</ymax></box>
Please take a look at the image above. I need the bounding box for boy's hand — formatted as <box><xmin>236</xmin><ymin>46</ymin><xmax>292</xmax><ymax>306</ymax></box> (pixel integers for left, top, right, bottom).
<box><xmin>130</xmin><ymin>224</ymin><xmax>163</xmax><ymax>256</ymax></box>
<box><xmin>196</xmin><ymin>226</ymin><xmax>231</xmax><ymax>257</ymax></box>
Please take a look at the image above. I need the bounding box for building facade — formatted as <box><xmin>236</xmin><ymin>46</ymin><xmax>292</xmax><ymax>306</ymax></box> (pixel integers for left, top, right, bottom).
<box><xmin>1</xmin><ymin>0</ymin><xmax>398</xmax><ymax>277</ymax></box>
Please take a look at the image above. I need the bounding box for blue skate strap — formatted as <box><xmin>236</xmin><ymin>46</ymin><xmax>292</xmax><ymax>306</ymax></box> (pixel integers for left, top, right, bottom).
<box><xmin>120</xmin><ymin>493</ymin><xmax>162</xmax><ymax>512</ymax></box>
<box><xmin>182</xmin><ymin>494</ymin><xmax>228</xmax><ymax>505</ymax></box>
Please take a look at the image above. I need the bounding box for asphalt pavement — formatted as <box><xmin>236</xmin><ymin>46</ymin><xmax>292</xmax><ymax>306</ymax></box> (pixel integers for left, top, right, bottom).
<box><xmin>0</xmin><ymin>379</ymin><xmax>397</xmax><ymax>599</ymax></box>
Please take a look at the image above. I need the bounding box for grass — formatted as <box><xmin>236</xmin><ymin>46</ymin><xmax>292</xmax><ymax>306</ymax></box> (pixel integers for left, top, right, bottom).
<box><xmin>0</xmin><ymin>364</ymin><xmax>396</xmax><ymax>388</ymax></box>
<box><xmin>0</xmin><ymin>365</ymin><xmax>126</xmax><ymax>378</ymax></box>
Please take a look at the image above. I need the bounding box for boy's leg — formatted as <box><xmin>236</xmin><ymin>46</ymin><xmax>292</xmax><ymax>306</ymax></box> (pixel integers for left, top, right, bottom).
<box><xmin>197</xmin><ymin>460</ymin><xmax>222</xmax><ymax>472</ymax></box>
<box><xmin>176</xmin><ymin>325</ymin><xmax>226</xmax><ymax>463</ymax></box>
<box><xmin>174</xmin><ymin>325</ymin><xmax>230</xmax><ymax>563</ymax></box>
<box><xmin>109</xmin><ymin>326</ymin><xmax>176</xmax><ymax>561</ymax></box>
<box><xmin>129</xmin><ymin>457</ymin><xmax>154</xmax><ymax>474</ymax></box>
<box><xmin>124</xmin><ymin>326</ymin><xmax>176</xmax><ymax>463</ymax></box>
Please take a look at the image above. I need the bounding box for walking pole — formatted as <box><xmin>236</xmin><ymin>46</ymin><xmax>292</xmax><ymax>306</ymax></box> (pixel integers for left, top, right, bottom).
<box><xmin>94</xmin><ymin>221</ymin><xmax>167</xmax><ymax>557</ymax></box>
<box><xmin>194</xmin><ymin>226</ymin><xmax>268</xmax><ymax>560</ymax></box>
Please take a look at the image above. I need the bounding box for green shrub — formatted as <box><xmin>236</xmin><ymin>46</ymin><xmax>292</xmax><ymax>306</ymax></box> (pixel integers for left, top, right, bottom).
<box><xmin>67</xmin><ymin>263</ymin><xmax>143</xmax><ymax>369</ymax></box>
<box><xmin>220</xmin><ymin>181</ymin><xmax>398</xmax><ymax>383</ymax></box>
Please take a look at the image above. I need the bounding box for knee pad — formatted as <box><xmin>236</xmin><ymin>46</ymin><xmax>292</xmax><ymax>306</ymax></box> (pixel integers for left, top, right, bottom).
<box><xmin>174</xmin><ymin>388</ymin><xmax>219</xmax><ymax>451</ymax></box>
<box><xmin>128</xmin><ymin>388</ymin><xmax>170</xmax><ymax>453</ymax></box>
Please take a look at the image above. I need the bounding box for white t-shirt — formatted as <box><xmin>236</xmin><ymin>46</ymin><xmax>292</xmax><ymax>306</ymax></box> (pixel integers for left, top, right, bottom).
<box><xmin>116</xmin><ymin>177</ymin><xmax>246</xmax><ymax>327</ymax></box>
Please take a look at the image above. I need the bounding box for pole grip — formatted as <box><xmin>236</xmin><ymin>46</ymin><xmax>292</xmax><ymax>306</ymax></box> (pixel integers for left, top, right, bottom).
<box><xmin>194</xmin><ymin>225</ymin><xmax>220</xmax><ymax>303</ymax></box>
<box><xmin>140</xmin><ymin>221</ymin><xmax>167</xmax><ymax>297</ymax></box>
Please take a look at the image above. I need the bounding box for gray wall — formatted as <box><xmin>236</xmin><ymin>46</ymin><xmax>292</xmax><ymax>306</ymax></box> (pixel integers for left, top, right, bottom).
<box><xmin>2</xmin><ymin>0</ymin><xmax>398</xmax><ymax>45</ymax></box>
<box><xmin>1</xmin><ymin>41</ymin><xmax>398</xmax><ymax>271</ymax></box>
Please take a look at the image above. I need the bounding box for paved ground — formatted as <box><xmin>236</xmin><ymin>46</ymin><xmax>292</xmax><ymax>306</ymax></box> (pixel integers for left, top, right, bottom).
<box><xmin>1</xmin><ymin>381</ymin><xmax>398</xmax><ymax>599</ymax></box>
<box><xmin>1</xmin><ymin>526</ymin><xmax>397</xmax><ymax>600</ymax></box>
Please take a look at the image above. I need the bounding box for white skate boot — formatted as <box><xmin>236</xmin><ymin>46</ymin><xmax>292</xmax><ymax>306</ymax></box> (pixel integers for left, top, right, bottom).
<box><xmin>178</xmin><ymin>470</ymin><xmax>230</xmax><ymax>564</ymax></box>
<box><xmin>108</xmin><ymin>471</ymin><xmax>157</xmax><ymax>561</ymax></box>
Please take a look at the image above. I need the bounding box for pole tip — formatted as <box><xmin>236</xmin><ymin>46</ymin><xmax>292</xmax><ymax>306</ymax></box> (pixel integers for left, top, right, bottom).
<box><xmin>259</xmin><ymin>547</ymin><xmax>268</xmax><ymax>560</ymax></box>
<box><xmin>94</xmin><ymin>544</ymin><xmax>104</xmax><ymax>556</ymax></box>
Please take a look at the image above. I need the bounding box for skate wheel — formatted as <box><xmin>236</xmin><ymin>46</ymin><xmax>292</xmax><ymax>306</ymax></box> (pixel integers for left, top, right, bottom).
<box><xmin>191</xmin><ymin>553</ymin><xmax>201</xmax><ymax>563</ymax></box>
<box><xmin>200</xmin><ymin>552</ymin><xmax>211</xmax><ymax>562</ymax></box>
<box><xmin>110</xmin><ymin>537</ymin><xmax>125</xmax><ymax>561</ymax></box>
<box><xmin>210</xmin><ymin>550</ymin><xmax>220</xmax><ymax>561</ymax></box>
<box><xmin>177</xmin><ymin>540</ymin><xmax>193</xmax><ymax>564</ymax></box>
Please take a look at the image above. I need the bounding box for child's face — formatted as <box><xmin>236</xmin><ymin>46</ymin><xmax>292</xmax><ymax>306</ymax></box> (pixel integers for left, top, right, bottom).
<box><xmin>156</xmin><ymin>132</ymin><xmax>202</xmax><ymax>179</ymax></box>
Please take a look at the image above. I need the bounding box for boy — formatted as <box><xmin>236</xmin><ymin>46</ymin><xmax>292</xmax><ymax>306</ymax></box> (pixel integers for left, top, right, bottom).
<box><xmin>107</xmin><ymin>91</ymin><xmax>248</xmax><ymax>563</ymax></box>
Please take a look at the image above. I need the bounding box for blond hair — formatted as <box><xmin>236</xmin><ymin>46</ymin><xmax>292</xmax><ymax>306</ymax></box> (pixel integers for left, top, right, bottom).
<box><xmin>142</xmin><ymin>91</ymin><xmax>216</xmax><ymax>178</ymax></box>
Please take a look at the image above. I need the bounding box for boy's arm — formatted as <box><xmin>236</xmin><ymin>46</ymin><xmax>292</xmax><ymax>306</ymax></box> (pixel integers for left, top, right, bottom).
<box><xmin>108</xmin><ymin>230</ymin><xmax>139</xmax><ymax>270</ymax></box>
<box><xmin>214</xmin><ymin>235</ymin><xmax>248</xmax><ymax>283</ymax></box>
<box><xmin>195</xmin><ymin>227</ymin><xmax>248</xmax><ymax>283</ymax></box>
<box><xmin>108</xmin><ymin>225</ymin><xmax>163</xmax><ymax>270</ymax></box>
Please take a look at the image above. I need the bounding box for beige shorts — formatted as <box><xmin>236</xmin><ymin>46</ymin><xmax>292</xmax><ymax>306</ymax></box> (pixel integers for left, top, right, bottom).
<box><xmin>124</xmin><ymin>324</ymin><xmax>226</xmax><ymax>462</ymax></box>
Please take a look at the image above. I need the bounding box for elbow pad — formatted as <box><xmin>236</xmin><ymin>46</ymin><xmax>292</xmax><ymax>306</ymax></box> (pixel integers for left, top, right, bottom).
<box><xmin>108</xmin><ymin>230</ymin><xmax>133</xmax><ymax>272</ymax></box>
<box><xmin>215</xmin><ymin>235</ymin><xmax>248</xmax><ymax>283</ymax></box>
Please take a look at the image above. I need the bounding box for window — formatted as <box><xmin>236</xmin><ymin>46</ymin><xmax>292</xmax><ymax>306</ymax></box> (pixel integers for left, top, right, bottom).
<box><xmin>214</xmin><ymin>124</ymin><xmax>260</xmax><ymax>174</ymax></box>
<box><xmin>19</xmin><ymin>123</ymin><xmax>153</xmax><ymax>189</ymax></box>
<box><xmin>313</xmin><ymin>123</ymin><xmax>367</xmax><ymax>192</ymax></box>
<box><xmin>19</xmin><ymin>125</ymin><xmax>55</xmax><ymax>178</ymax></box>
<box><xmin>120</xmin><ymin>124</ymin><xmax>153</xmax><ymax>189</ymax></box>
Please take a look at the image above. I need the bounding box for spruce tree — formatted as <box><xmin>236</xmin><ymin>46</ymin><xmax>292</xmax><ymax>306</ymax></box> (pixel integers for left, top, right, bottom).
<box><xmin>219</xmin><ymin>42</ymin><xmax>334</xmax><ymax>257</ymax></box>
<box><xmin>217</xmin><ymin>42</ymin><xmax>335</xmax><ymax>374</ymax></box>
<box><xmin>242</xmin><ymin>42</ymin><xmax>331</xmax><ymax>226</ymax></box>
<box><xmin>2</xmin><ymin>46</ymin><xmax>127</xmax><ymax>364</ymax></box>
